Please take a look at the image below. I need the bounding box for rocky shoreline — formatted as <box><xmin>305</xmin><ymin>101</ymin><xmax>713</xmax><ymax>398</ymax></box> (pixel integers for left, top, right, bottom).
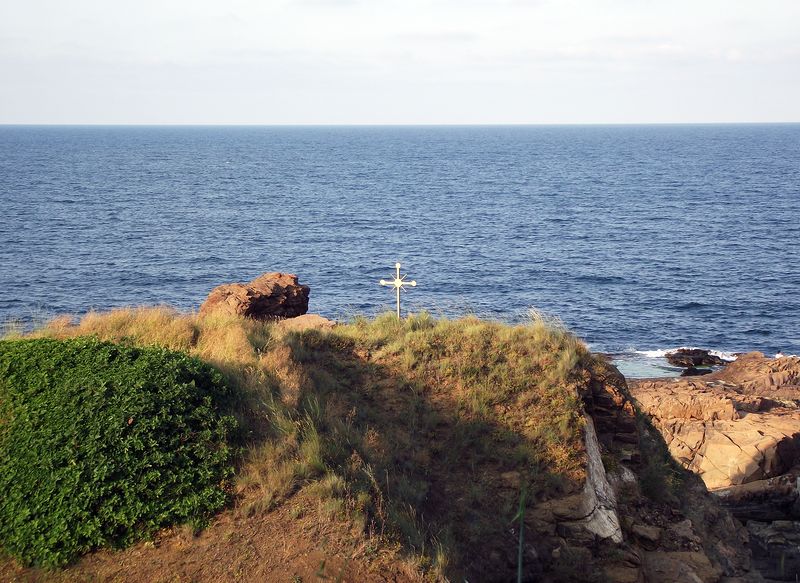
<box><xmin>629</xmin><ymin>352</ymin><xmax>800</xmax><ymax>581</ymax></box>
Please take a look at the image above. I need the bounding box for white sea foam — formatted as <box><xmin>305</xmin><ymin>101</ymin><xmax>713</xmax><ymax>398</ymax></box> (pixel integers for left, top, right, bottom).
<box><xmin>708</xmin><ymin>349</ymin><xmax>739</xmax><ymax>362</ymax></box>
<box><xmin>632</xmin><ymin>346</ymin><xmax>738</xmax><ymax>362</ymax></box>
<box><xmin>633</xmin><ymin>349</ymin><xmax>671</xmax><ymax>358</ymax></box>
<box><xmin>631</xmin><ymin>347</ymin><xmax>799</xmax><ymax>361</ymax></box>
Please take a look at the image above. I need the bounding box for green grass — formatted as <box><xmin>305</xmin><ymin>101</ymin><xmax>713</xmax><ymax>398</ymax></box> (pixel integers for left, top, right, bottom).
<box><xmin>0</xmin><ymin>337</ymin><xmax>236</xmax><ymax>568</ymax></box>
<box><xmin>273</xmin><ymin>312</ymin><xmax>590</xmax><ymax>580</ymax></box>
<box><xmin>9</xmin><ymin>307</ymin><xmax>595</xmax><ymax>580</ymax></box>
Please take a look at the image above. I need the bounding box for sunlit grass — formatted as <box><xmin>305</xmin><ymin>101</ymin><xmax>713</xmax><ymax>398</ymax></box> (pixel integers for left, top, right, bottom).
<box><xmin>27</xmin><ymin>306</ymin><xmax>593</xmax><ymax>581</ymax></box>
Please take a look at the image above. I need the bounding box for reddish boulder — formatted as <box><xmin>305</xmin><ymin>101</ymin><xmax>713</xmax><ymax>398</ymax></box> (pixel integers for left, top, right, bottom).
<box><xmin>199</xmin><ymin>273</ymin><xmax>310</xmax><ymax>320</ymax></box>
<box><xmin>711</xmin><ymin>352</ymin><xmax>800</xmax><ymax>396</ymax></box>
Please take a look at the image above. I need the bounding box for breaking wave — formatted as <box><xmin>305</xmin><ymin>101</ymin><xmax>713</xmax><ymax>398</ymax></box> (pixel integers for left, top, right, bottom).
<box><xmin>631</xmin><ymin>347</ymin><xmax>739</xmax><ymax>361</ymax></box>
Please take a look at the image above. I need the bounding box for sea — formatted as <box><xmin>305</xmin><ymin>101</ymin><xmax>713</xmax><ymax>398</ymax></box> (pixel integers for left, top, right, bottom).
<box><xmin>1</xmin><ymin>124</ymin><xmax>799</xmax><ymax>378</ymax></box>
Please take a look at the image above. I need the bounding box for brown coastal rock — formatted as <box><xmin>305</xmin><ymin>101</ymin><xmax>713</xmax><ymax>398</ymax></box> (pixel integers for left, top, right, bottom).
<box><xmin>628</xmin><ymin>355</ymin><xmax>800</xmax><ymax>580</ymax></box>
<box><xmin>199</xmin><ymin>272</ymin><xmax>310</xmax><ymax>320</ymax></box>
<box><xmin>529</xmin><ymin>358</ymin><xmax>756</xmax><ymax>581</ymax></box>
<box><xmin>629</xmin><ymin>354</ymin><xmax>800</xmax><ymax>491</ymax></box>
<box><xmin>712</xmin><ymin>352</ymin><xmax>800</xmax><ymax>397</ymax></box>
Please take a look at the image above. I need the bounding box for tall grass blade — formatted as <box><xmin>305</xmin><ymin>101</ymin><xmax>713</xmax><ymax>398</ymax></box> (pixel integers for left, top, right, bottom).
<box><xmin>515</xmin><ymin>485</ymin><xmax>527</xmax><ymax>583</ymax></box>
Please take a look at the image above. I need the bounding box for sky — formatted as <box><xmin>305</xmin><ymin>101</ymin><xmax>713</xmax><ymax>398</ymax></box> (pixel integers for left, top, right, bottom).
<box><xmin>1</xmin><ymin>0</ymin><xmax>799</xmax><ymax>124</ymax></box>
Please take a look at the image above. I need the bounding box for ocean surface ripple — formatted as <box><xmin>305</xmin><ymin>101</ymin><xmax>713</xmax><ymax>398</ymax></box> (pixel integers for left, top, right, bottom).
<box><xmin>1</xmin><ymin>125</ymin><xmax>799</xmax><ymax>359</ymax></box>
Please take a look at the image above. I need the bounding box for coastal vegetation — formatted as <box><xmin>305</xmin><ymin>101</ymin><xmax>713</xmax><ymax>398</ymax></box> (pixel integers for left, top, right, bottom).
<box><xmin>0</xmin><ymin>337</ymin><xmax>236</xmax><ymax>568</ymax></box>
<box><xmin>0</xmin><ymin>307</ymin><xmax>592</xmax><ymax>579</ymax></box>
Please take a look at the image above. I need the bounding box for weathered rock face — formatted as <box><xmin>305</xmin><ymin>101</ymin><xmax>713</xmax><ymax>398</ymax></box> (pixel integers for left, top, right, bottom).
<box><xmin>199</xmin><ymin>273</ymin><xmax>310</xmax><ymax>320</ymax></box>
<box><xmin>716</xmin><ymin>474</ymin><xmax>800</xmax><ymax>522</ymax></box>
<box><xmin>632</xmin><ymin>354</ymin><xmax>800</xmax><ymax>581</ymax></box>
<box><xmin>748</xmin><ymin>520</ymin><xmax>800</xmax><ymax>580</ymax></box>
<box><xmin>631</xmin><ymin>386</ymin><xmax>800</xmax><ymax>491</ymax></box>
<box><xmin>712</xmin><ymin>352</ymin><xmax>800</xmax><ymax>398</ymax></box>
<box><xmin>532</xmin><ymin>358</ymin><xmax>756</xmax><ymax>582</ymax></box>
<box><xmin>642</xmin><ymin>551</ymin><xmax>722</xmax><ymax>583</ymax></box>
<box><xmin>580</xmin><ymin>359</ymin><xmax>640</xmax><ymax>461</ymax></box>
<box><xmin>630</xmin><ymin>355</ymin><xmax>800</xmax><ymax>491</ymax></box>
<box><xmin>542</xmin><ymin>415</ymin><xmax>623</xmax><ymax>544</ymax></box>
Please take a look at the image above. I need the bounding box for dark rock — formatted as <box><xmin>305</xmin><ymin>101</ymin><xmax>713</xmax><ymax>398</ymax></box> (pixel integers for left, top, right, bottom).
<box><xmin>681</xmin><ymin>366</ymin><xmax>714</xmax><ymax>377</ymax></box>
<box><xmin>632</xmin><ymin>524</ymin><xmax>662</xmax><ymax>549</ymax></box>
<box><xmin>643</xmin><ymin>551</ymin><xmax>723</xmax><ymax>582</ymax></box>
<box><xmin>717</xmin><ymin>476</ymin><xmax>800</xmax><ymax>522</ymax></box>
<box><xmin>666</xmin><ymin>348</ymin><xmax>726</xmax><ymax>368</ymax></box>
<box><xmin>581</xmin><ymin>359</ymin><xmax>640</xmax><ymax>453</ymax></box>
<box><xmin>748</xmin><ymin>520</ymin><xmax>800</xmax><ymax>580</ymax></box>
<box><xmin>199</xmin><ymin>272</ymin><xmax>310</xmax><ymax>320</ymax></box>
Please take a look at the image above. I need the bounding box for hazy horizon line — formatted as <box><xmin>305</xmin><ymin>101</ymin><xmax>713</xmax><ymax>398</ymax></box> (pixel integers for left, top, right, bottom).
<box><xmin>2</xmin><ymin>121</ymin><xmax>799</xmax><ymax>128</ymax></box>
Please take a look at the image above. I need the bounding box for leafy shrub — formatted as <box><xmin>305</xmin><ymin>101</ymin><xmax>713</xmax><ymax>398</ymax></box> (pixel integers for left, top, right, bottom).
<box><xmin>0</xmin><ymin>337</ymin><xmax>236</xmax><ymax>567</ymax></box>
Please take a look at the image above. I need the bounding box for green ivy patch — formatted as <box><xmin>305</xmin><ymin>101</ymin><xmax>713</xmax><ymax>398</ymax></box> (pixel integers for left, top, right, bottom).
<box><xmin>0</xmin><ymin>337</ymin><xmax>236</xmax><ymax>567</ymax></box>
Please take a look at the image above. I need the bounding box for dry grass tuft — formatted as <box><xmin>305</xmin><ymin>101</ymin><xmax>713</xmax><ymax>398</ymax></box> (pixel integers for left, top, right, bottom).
<box><xmin>36</xmin><ymin>305</ymin><xmax>197</xmax><ymax>350</ymax></box>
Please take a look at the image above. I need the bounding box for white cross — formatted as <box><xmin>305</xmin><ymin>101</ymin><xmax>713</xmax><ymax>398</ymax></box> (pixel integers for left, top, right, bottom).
<box><xmin>379</xmin><ymin>262</ymin><xmax>417</xmax><ymax>319</ymax></box>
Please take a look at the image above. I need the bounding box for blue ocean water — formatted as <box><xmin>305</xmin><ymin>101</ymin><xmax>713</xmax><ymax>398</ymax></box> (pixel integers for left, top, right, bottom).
<box><xmin>1</xmin><ymin>125</ymin><xmax>799</xmax><ymax>374</ymax></box>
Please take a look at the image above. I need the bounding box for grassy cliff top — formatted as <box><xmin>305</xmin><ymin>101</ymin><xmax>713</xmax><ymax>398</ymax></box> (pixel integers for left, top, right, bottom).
<box><xmin>4</xmin><ymin>307</ymin><xmax>596</xmax><ymax>580</ymax></box>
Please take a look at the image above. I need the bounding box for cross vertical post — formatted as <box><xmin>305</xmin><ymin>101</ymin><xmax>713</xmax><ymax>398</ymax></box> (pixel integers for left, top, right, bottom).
<box><xmin>393</xmin><ymin>262</ymin><xmax>401</xmax><ymax>319</ymax></box>
<box><xmin>379</xmin><ymin>262</ymin><xmax>417</xmax><ymax>319</ymax></box>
